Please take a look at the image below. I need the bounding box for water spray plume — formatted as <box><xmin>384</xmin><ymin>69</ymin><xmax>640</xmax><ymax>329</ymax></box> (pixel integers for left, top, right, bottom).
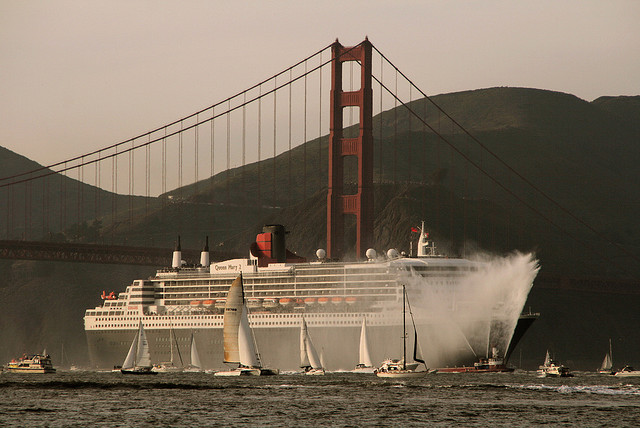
<box><xmin>406</xmin><ymin>252</ymin><xmax>539</xmax><ymax>367</ymax></box>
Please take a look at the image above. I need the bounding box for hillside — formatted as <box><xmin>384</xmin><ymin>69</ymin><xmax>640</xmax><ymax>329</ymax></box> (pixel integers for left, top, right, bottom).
<box><xmin>0</xmin><ymin>146</ymin><xmax>156</xmax><ymax>242</ymax></box>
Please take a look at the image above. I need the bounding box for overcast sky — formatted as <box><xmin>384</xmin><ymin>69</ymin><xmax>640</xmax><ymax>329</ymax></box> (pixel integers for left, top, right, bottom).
<box><xmin>1</xmin><ymin>0</ymin><xmax>638</xmax><ymax>171</ymax></box>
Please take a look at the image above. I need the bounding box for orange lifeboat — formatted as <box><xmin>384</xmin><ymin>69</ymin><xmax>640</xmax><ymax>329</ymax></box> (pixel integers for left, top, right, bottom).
<box><xmin>279</xmin><ymin>298</ymin><xmax>293</xmax><ymax>306</ymax></box>
<box><xmin>331</xmin><ymin>297</ymin><xmax>344</xmax><ymax>304</ymax></box>
<box><xmin>317</xmin><ymin>297</ymin><xmax>329</xmax><ymax>305</ymax></box>
<box><xmin>203</xmin><ymin>300</ymin><xmax>215</xmax><ymax>307</ymax></box>
<box><xmin>304</xmin><ymin>297</ymin><xmax>316</xmax><ymax>305</ymax></box>
<box><xmin>190</xmin><ymin>300</ymin><xmax>201</xmax><ymax>306</ymax></box>
<box><xmin>345</xmin><ymin>297</ymin><xmax>357</xmax><ymax>305</ymax></box>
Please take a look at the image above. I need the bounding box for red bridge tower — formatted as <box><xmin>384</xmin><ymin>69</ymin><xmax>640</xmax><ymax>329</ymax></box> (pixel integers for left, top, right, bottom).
<box><xmin>327</xmin><ymin>39</ymin><xmax>373</xmax><ymax>259</ymax></box>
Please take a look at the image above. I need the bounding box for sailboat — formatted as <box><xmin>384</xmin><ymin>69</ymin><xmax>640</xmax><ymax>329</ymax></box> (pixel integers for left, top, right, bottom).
<box><xmin>184</xmin><ymin>333</ymin><xmax>202</xmax><ymax>372</ymax></box>
<box><xmin>300</xmin><ymin>318</ymin><xmax>325</xmax><ymax>375</ymax></box>
<box><xmin>121</xmin><ymin>321</ymin><xmax>157</xmax><ymax>375</ymax></box>
<box><xmin>153</xmin><ymin>323</ymin><xmax>184</xmax><ymax>372</ymax></box>
<box><xmin>214</xmin><ymin>274</ymin><xmax>278</xmax><ymax>376</ymax></box>
<box><xmin>598</xmin><ymin>339</ymin><xmax>614</xmax><ymax>375</ymax></box>
<box><xmin>352</xmin><ymin>318</ymin><xmax>375</xmax><ymax>373</ymax></box>
<box><xmin>376</xmin><ymin>285</ymin><xmax>430</xmax><ymax>378</ymax></box>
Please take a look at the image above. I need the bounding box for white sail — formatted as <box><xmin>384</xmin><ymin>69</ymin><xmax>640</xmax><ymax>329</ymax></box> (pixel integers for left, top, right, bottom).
<box><xmin>600</xmin><ymin>353</ymin><xmax>612</xmax><ymax>371</ymax></box>
<box><xmin>222</xmin><ymin>275</ymin><xmax>260</xmax><ymax>368</ymax></box>
<box><xmin>190</xmin><ymin>334</ymin><xmax>201</xmax><ymax>369</ymax></box>
<box><xmin>222</xmin><ymin>276</ymin><xmax>244</xmax><ymax>363</ymax></box>
<box><xmin>358</xmin><ymin>319</ymin><xmax>373</xmax><ymax>367</ymax></box>
<box><xmin>300</xmin><ymin>319</ymin><xmax>322</xmax><ymax>369</ymax></box>
<box><xmin>238</xmin><ymin>305</ymin><xmax>260</xmax><ymax>367</ymax></box>
<box><xmin>136</xmin><ymin>322</ymin><xmax>152</xmax><ymax>367</ymax></box>
<box><xmin>300</xmin><ymin>319</ymin><xmax>310</xmax><ymax>368</ymax></box>
<box><xmin>543</xmin><ymin>350</ymin><xmax>551</xmax><ymax>366</ymax></box>
<box><xmin>122</xmin><ymin>327</ymin><xmax>139</xmax><ymax>370</ymax></box>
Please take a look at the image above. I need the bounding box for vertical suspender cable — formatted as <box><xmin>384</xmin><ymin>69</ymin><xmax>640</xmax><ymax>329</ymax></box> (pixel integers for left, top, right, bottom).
<box><xmin>96</xmin><ymin>152</ymin><xmax>100</xmax><ymax>223</ymax></box>
<box><xmin>112</xmin><ymin>152</ymin><xmax>116</xmax><ymax>243</ymax></box>
<box><xmin>288</xmin><ymin>69</ymin><xmax>292</xmax><ymax>207</ymax></box>
<box><xmin>210</xmin><ymin>106</ymin><xmax>215</xmax><ymax>212</ymax></box>
<box><xmin>318</xmin><ymin>51</ymin><xmax>322</xmax><ymax>193</ymax></box>
<box><xmin>303</xmin><ymin>60</ymin><xmax>307</xmax><ymax>200</ymax></box>
<box><xmin>393</xmin><ymin>69</ymin><xmax>397</xmax><ymax>187</ymax></box>
<box><xmin>273</xmin><ymin>78</ymin><xmax>277</xmax><ymax>206</ymax></box>
<box><xmin>226</xmin><ymin>100</ymin><xmax>231</xmax><ymax>203</ymax></box>
<box><xmin>146</xmin><ymin>135</ymin><xmax>150</xmax><ymax>217</ymax></box>
<box><xmin>129</xmin><ymin>140</ymin><xmax>133</xmax><ymax>226</ymax></box>
<box><xmin>195</xmin><ymin>114</ymin><xmax>199</xmax><ymax>198</ymax></box>
<box><xmin>379</xmin><ymin>57</ymin><xmax>383</xmax><ymax>184</ymax></box>
<box><xmin>408</xmin><ymin>85</ymin><xmax>412</xmax><ymax>183</ymax></box>
<box><xmin>242</xmin><ymin>93</ymin><xmax>246</xmax><ymax>200</ymax></box>
<box><xmin>257</xmin><ymin>86</ymin><xmax>262</xmax><ymax>209</ymax></box>
<box><xmin>179</xmin><ymin>120</ymin><xmax>184</xmax><ymax>199</ymax></box>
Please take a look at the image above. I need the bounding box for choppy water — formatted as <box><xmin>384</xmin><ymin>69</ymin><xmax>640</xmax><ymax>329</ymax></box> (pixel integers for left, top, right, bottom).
<box><xmin>1</xmin><ymin>370</ymin><xmax>639</xmax><ymax>427</ymax></box>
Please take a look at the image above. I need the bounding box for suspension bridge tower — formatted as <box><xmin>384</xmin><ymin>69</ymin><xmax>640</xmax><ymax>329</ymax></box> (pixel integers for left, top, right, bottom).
<box><xmin>327</xmin><ymin>38</ymin><xmax>374</xmax><ymax>259</ymax></box>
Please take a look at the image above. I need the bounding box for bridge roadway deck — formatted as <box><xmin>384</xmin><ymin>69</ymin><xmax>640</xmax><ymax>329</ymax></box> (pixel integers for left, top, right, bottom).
<box><xmin>0</xmin><ymin>240</ymin><xmax>236</xmax><ymax>266</ymax></box>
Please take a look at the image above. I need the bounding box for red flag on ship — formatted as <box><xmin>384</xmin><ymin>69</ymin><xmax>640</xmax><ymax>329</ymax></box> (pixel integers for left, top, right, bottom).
<box><xmin>411</xmin><ymin>227</ymin><xmax>419</xmax><ymax>233</ymax></box>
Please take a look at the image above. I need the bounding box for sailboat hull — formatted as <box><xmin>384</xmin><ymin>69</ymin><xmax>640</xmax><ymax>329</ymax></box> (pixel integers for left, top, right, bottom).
<box><xmin>214</xmin><ymin>367</ymin><xmax>278</xmax><ymax>376</ymax></box>
<box><xmin>121</xmin><ymin>367</ymin><xmax>158</xmax><ymax>375</ymax></box>
<box><xmin>376</xmin><ymin>371</ymin><xmax>427</xmax><ymax>378</ymax></box>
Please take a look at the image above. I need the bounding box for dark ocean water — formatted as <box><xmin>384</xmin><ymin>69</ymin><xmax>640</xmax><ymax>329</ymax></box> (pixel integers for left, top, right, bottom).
<box><xmin>1</xmin><ymin>370</ymin><xmax>639</xmax><ymax>427</ymax></box>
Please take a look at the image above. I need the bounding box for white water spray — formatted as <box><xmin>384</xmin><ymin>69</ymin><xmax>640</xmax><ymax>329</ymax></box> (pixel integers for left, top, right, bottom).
<box><xmin>405</xmin><ymin>252</ymin><xmax>539</xmax><ymax>367</ymax></box>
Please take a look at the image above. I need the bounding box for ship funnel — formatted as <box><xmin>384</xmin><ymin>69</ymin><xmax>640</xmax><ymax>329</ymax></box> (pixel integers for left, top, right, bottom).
<box><xmin>262</xmin><ymin>224</ymin><xmax>287</xmax><ymax>263</ymax></box>
<box><xmin>172</xmin><ymin>236</ymin><xmax>182</xmax><ymax>268</ymax></box>
<box><xmin>200</xmin><ymin>236</ymin><xmax>210</xmax><ymax>267</ymax></box>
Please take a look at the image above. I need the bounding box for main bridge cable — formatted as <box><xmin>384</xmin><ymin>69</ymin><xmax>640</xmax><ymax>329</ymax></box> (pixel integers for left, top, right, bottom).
<box><xmin>0</xmin><ymin>42</ymin><xmax>366</xmax><ymax>191</ymax></box>
<box><xmin>0</xmin><ymin>42</ymin><xmax>368</xmax><ymax>192</ymax></box>
<box><xmin>0</xmin><ymin>43</ymin><xmax>336</xmax><ymax>185</ymax></box>
<box><xmin>368</xmin><ymin>43</ymin><xmax>640</xmax><ymax>271</ymax></box>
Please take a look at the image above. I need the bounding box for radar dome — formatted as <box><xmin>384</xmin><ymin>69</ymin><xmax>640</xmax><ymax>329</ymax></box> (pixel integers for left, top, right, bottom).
<box><xmin>365</xmin><ymin>248</ymin><xmax>377</xmax><ymax>260</ymax></box>
<box><xmin>386</xmin><ymin>248</ymin><xmax>399</xmax><ymax>259</ymax></box>
<box><xmin>316</xmin><ymin>249</ymin><xmax>326</xmax><ymax>260</ymax></box>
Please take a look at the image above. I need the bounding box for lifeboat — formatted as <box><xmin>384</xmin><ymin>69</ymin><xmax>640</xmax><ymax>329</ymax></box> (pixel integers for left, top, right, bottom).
<box><xmin>247</xmin><ymin>298</ymin><xmax>262</xmax><ymax>309</ymax></box>
<box><xmin>345</xmin><ymin>297</ymin><xmax>357</xmax><ymax>305</ymax></box>
<box><xmin>190</xmin><ymin>300</ymin><xmax>201</xmax><ymax>306</ymax></box>
<box><xmin>304</xmin><ymin>297</ymin><xmax>316</xmax><ymax>305</ymax></box>
<box><xmin>331</xmin><ymin>297</ymin><xmax>344</xmax><ymax>304</ymax></box>
<box><xmin>279</xmin><ymin>298</ymin><xmax>293</xmax><ymax>306</ymax></box>
<box><xmin>214</xmin><ymin>299</ymin><xmax>226</xmax><ymax>309</ymax></box>
<box><xmin>263</xmin><ymin>298</ymin><xmax>278</xmax><ymax>308</ymax></box>
<box><xmin>317</xmin><ymin>297</ymin><xmax>329</xmax><ymax>305</ymax></box>
<box><xmin>203</xmin><ymin>300</ymin><xmax>215</xmax><ymax>307</ymax></box>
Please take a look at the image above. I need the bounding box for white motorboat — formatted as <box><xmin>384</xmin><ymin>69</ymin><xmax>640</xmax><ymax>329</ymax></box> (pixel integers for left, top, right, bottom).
<box><xmin>614</xmin><ymin>365</ymin><xmax>640</xmax><ymax>377</ymax></box>
<box><xmin>537</xmin><ymin>350</ymin><xmax>572</xmax><ymax>377</ymax></box>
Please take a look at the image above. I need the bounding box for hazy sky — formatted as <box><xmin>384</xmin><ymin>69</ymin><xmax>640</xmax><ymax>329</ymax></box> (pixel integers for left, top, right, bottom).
<box><xmin>1</xmin><ymin>0</ymin><xmax>639</xmax><ymax>170</ymax></box>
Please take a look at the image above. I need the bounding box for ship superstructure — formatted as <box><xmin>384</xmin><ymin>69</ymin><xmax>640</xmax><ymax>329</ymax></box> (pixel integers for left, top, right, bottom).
<box><xmin>84</xmin><ymin>224</ymin><xmax>537</xmax><ymax>371</ymax></box>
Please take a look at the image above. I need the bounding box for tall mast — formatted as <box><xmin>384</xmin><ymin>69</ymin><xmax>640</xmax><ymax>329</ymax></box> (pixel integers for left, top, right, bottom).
<box><xmin>402</xmin><ymin>285</ymin><xmax>406</xmax><ymax>370</ymax></box>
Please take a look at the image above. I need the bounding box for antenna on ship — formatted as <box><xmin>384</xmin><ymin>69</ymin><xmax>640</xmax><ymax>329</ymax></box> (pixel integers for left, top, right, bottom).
<box><xmin>172</xmin><ymin>236</ymin><xmax>182</xmax><ymax>269</ymax></box>
<box><xmin>200</xmin><ymin>236</ymin><xmax>210</xmax><ymax>267</ymax></box>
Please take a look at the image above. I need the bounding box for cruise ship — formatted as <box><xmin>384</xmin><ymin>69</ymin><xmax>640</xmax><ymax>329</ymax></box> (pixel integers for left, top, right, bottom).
<box><xmin>84</xmin><ymin>224</ymin><xmax>539</xmax><ymax>371</ymax></box>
